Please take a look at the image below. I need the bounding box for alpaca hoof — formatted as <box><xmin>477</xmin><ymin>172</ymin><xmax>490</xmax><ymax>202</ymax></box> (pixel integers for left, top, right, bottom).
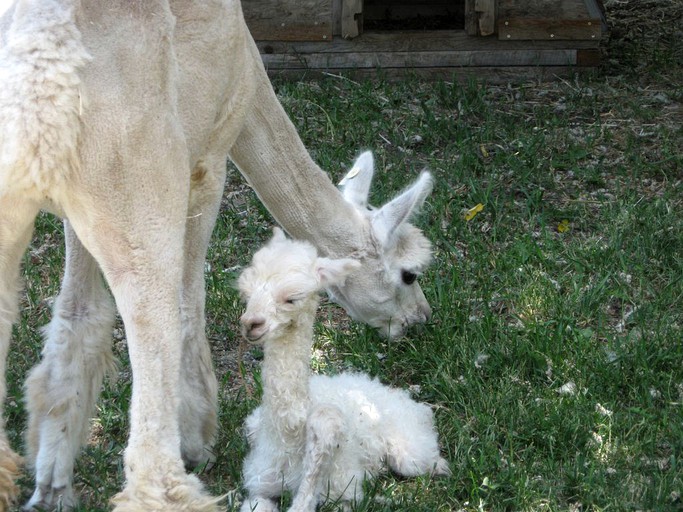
<box><xmin>240</xmin><ymin>496</ymin><xmax>279</xmax><ymax>512</ymax></box>
<box><xmin>111</xmin><ymin>471</ymin><xmax>223</xmax><ymax>512</ymax></box>
<box><xmin>433</xmin><ymin>457</ymin><xmax>452</xmax><ymax>477</ymax></box>
<box><xmin>23</xmin><ymin>484</ymin><xmax>77</xmax><ymax>511</ymax></box>
<box><xmin>184</xmin><ymin>446</ymin><xmax>217</xmax><ymax>473</ymax></box>
<box><xmin>0</xmin><ymin>443</ymin><xmax>22</xmax><ymax>511</ymax></box>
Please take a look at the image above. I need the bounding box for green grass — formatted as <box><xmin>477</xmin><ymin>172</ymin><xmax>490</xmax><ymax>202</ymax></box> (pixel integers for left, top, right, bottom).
<box><xmin>6</xmin><ymin>9</ymin><xmax>683</xmax><ymax>512</ymax></box>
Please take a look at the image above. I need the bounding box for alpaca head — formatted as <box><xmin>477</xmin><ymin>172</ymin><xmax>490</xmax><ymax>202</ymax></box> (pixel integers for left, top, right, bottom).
<box><xmin>330</xmin><ymin>152</ymin><xmax>434</xmax><ymax>338</ymax></box>
<box><xmin>238</xmin><ymin>228</ymin><xmax>360</xmax><ymax>343</ymax></box>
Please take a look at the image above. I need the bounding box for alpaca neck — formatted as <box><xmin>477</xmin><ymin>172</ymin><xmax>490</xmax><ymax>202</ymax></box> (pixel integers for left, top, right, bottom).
<box><xmin>260</xmin><ymin>317</ymin><xmax>315</xmax><ymax>444</ymax></box>
<box><xmin>228</xmin><ymin>66</ymin><xmax>369</xmax><ymax>259</ymax></box>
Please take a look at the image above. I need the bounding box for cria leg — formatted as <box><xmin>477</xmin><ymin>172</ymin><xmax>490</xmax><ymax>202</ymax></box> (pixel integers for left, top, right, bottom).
<box><xmin>288</xmin><ymin>405</ymin><xmax>346</xmax><ymax>512</ymax></box>
<box><xmin>240</xmin><ymin>445</ymin><xmax>285</xmax><ymax>512</ymax></box>
<box><xmin>23</xmin><ymin>222</ymin><xmax>116</xmax><ymax>511</ymax></box>
<box><xmin>0</xmin><ymin>194</ymin><xmax>40</xmax><ymax>509</ymax></box>
<box><xmin>177</xmin><ymin>159</ymin><xmax>226</xmax><ymax>470</ymax></box>
<box><xmin>385</xmin><ymin>403</ymin><xmax>451</xmax><ymax>478</ymax></box>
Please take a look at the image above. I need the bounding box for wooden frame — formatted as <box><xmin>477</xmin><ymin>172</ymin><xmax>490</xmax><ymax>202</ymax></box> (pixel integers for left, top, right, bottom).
<box><xmin>242</xmin><ymin>0</ymin><xmax>606</xmax><ymax>80</ymax></box>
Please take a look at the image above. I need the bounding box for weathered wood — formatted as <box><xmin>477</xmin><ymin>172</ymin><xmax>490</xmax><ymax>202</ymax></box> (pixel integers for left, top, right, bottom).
<box><xmin>254</xmin><ymin>28</ymin><xmax>601</xmax><ymax>80</ymax></box>
<box><xmin>498</xmin><ymin>0</ymin><xmax>603</xmax><ymax>40</ymax></box>
<box><xmin>576</xmin><ymin>48</ymin><xmax>600</xmax><ymax>66</ymax></box>
<box><xmin>242</xmin><ymin>0</ymin><xmax>333</xmax><ymax>41</ymax></box>
<box><xmin>464</xmin><ymin>0</ymin><xmax>478</xmax><ymax>36</ymax></box>
<box><xmin>255</xmin><ymin>29</ymin><xmax>601</xmax><ymax>54</ymax></box>
<box><xmin>341</xmin><ymin>0</ymin><xmax>363</xmax><ymax>39</ymax></box>
<box><xmin>262</xmin><ymin>48</ymin><xmax>577</xmax><ymax>68</ymax></box>
<box><xmin>265</xmin><ymin>65</ymin><xmax>597</xmax><ymax>83</ymax></box>
<box><xmin>475</xmin><ymin>0</ymin><xmax>496</xmax><ymax>36</ymax></box>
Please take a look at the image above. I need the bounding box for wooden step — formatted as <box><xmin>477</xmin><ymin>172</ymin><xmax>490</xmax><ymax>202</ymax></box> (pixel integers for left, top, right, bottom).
<box><xmin>256</xmin><ymin>29</ymin><xmax>601</xmax><ymax>81</ymax></box>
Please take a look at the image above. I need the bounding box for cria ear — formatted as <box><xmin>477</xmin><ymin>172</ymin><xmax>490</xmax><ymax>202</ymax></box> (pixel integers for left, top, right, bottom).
<box><xmin>315</xmin><ymin>257</ymin><xmax>361</xmax><ymax>288</ymax></box>
<box><xmin>340</xmin><ymin>151</ymin><xmax>374</xmax><ymax>209</ymax></box>
<box><xmin>371</xmin><ymin>171</ymin><xmax>433</xmax><ymax>247</ymax></box>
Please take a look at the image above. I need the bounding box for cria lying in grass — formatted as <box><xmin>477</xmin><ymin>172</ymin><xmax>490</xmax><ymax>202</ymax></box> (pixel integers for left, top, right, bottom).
<box><xmin>238</xmin><ymin>229</ymin><xmax>450</xmax><ymax>512</ymax></box>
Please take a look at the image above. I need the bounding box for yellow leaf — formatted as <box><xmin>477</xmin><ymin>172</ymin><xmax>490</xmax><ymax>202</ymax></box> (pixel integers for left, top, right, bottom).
<box><xmin>338</xmin><ymin>165</ymin><xmax>360</xmax><ymax>186</ymax></box>
<box><xmin>464</xmin><ymin>203</ymin><xmax>484</xmax><ymax>221</ymax></box>
<box><xmin>480</xmin><ymin>144</ymin><xmax>489</xmax><ymax>158</ymax></box>
<box><xmin>557</xmin><ymin>219</ymin><xmax>570</xmax><ymax>233</ymax></box>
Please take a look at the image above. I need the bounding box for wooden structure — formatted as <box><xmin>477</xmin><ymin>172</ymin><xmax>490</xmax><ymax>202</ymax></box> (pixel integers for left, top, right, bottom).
<box><xmin>241</xmin><ymin>0</ymin><xmax>606</xmax><ymax>81</ymax></box>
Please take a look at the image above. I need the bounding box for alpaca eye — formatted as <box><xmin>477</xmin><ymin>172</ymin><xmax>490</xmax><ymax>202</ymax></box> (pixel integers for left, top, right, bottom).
<box><xmin>401</xmin><ymin>270</ymin><xmax>417</xmax><ymax>285</ymax></box>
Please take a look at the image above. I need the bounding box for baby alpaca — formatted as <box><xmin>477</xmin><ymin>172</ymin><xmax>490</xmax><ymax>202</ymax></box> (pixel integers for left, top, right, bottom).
<box><xmin>238</xmin><ymin>228</ymin><xmax>450</xmax><ymax>512</ymax></box>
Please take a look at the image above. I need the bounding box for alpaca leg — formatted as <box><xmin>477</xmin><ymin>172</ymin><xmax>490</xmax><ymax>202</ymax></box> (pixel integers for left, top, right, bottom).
<box><xmin>23</xmin><ymin>222</ymin><xmax>116</xmax><ymax>511</ymax></box>
<box><xmin>239</xmin><ymin>496</ymin><xmax>279</xmax><ymax>512</ymax></box>
<box><xmin>240</xmin><ymin>446</ymin><xmax>284</xmax><ymax>512</ymax></box>
<box><xmin>0</xmin><ymin>195</ymin><xmax>40</xmax><ymax>509</ymax></box>
<box><xmin>68</xmin><ymin>209</ymin><xmax>220</xmax><ymax>511</ymax></box>
<box><xmin>288</xmin><ymin>405</ymin><xmax>346</xmax><ymax>512</ymax></box>
<box><xmin>64</xmin><ymin>117</ymin><xmax>219</xmax><ymax>511</ymax></box>
<box><xmin>178</xmin><ymin>160</ymin><xmax>226</xmax><ymax>470</ymax></box>
<box><xmin>385</xmin><ymin>403</ymin><xmax>451</xmax><ymax>478</ymax></box>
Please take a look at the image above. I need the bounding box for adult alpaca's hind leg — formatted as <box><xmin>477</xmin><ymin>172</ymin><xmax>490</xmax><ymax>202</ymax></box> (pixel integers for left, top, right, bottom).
<box><xmin>177</xmin><ymin>159</ymin><xmax>226</xmax><ymax>470</ymax></box>
<box><xmin>24</xmin><ymin>221</ymin><xmax>116</xmax><ymax>511</ymax></box>
<box><xmin>0</xmin><ymin>194</ymin><xmax>41</xmax><ymax>509</ymax></box>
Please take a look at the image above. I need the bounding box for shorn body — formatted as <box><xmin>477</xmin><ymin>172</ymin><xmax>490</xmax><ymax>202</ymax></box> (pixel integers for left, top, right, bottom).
<box><xmin>0</xmin><ymin>0</ymin><xmax>437</xmax><ymax>510</ymax></box>
<box><xmin>239</xmin><ymin>229</ymin><xmax>450</xmax><ymax>512</ymax></box>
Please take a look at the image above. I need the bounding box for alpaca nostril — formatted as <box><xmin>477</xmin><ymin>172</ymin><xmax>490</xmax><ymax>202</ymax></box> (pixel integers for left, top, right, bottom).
<box><xmin>241</xmin><ymin>314</ymin><xmax>266</xmax><ymax>339</ymax></box>
<box><xmin>419</xmin><ymin>303</ymin><xmax>432</xmax><ymax>323</ymax></box>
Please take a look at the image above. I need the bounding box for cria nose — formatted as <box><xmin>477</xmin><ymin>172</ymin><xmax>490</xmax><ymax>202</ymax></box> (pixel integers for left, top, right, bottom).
<box><xmin>241</xmin><ymin>314</ymin><xmax>266</xmax><ymax>340</ymax></box>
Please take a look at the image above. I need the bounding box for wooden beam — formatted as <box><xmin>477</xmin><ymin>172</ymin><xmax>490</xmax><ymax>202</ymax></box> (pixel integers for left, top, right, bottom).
<box><xmin>475</xmin><ymin>0</ymin><xmax>496</xmax><ymax>36</ymax></box>
<box><xmin>341</xmin><ymin>0</ymin><xmax>363</xmax><ymax>39</ymax></box>
<box><xmin>242</xmin><ymin>0</ymin><xmax>333</xmax><ymax>41</ymax></box>
<box><xmin>497</xmin><ymin>0</ymin><xmax>602</xmax><ymax>41</ymax></box>
<box><xmin>265</xmin><ymin>66</ymin><xmax>597</xmax><ymax>83</ymax></box>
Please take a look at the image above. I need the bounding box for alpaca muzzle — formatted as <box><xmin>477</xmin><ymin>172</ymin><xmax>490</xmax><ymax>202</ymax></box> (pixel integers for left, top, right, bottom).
<box><xmin>240</xmin><ymin>313</ymin><xmax>267</xmax><ymax>342</ymax></box>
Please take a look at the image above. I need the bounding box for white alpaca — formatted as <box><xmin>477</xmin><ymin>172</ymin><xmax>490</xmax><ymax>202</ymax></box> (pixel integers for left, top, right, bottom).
<box><xmin>238</xmin><ymin>229</ymin><xmax>450</xmax><ymax>512</ymax></box>
<box><xmin>0</xmin><ymin>0</ymin><xmax>435</xmax><ymax>510</ymax></box>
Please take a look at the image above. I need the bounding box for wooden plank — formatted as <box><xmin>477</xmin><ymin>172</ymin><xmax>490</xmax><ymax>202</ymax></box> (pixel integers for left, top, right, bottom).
<box><xmin>464</xmin><ymin>0</ymin><xmax>478</xmax><ymax>36</ymax></box>
<box><xmin>265</xmin><ymin>65</ymin><xmax>597</xmax><ymax>83</ymax></box>
<box><xmin>255</xmin><ymin>30</ymin><xmax>601</xmax><ymax>55</ymax></box>
<box><xmin>253</xmin><ymin>28</ymin><xmax>601</xmax><ymax>80</ymax></box>
<box><xmin>262</xmin><ymin>49</ymin><xmax>577</xmax><ymax>68</ymax></box>
<box><xmin>475</xmin><ymin>0</ymin><xmax>496</xmax><ymax>36</ymax></box>
<box><xmin>341</xmin><ymin>0</ymin><xmax>363</xmax><ymax>39</ymax></box>
<box><xmin>242</xmin><ymin>0</ymin><xmax>333</xmax><ymax>41</ymax></box>
<box><xmin>577</xmin><ymin>48</ymin><xmax>600</xmax><ymax>66</ymax></box>
<box><xmin>498</xmin><ymin>0</ymin><xmax>602</xmax><ymax>41</ymax></box>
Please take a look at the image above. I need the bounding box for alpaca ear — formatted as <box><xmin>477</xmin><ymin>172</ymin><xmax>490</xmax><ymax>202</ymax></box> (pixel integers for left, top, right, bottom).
<box><xmin>315</xmin><ymin>257</ymin><xmax>361</xmax><ymax>288</ymax></box>
<box><xmin>371</xmin><ymin>171</ymin><xmax>433</xmax><ymax>246</ymax></box>
<box><xmin>271</xmin><ymin>226</ymin><xmax>287</xmax><ymax>243</ymax></box>
<box><xmin>340</xmin><ymin>151</ymin><xmax>374</xmax><ymax>209</ymax></box>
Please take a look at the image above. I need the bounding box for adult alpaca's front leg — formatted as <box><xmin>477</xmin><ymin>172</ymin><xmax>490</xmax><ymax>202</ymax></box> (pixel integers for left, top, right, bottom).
<box><xmin>0</xmin><ymin>195</ymin><xmax>39</xmax><ymax>509</ymax></box>
<box><xmin>68</xmin><ymin>206</ymin><xmax>220</xmax><ymax>512</ymax></box>
<box><xmin>24</xmin><ymin>222</ymin><xmax>116</xmax><ymax>511</ymax></box>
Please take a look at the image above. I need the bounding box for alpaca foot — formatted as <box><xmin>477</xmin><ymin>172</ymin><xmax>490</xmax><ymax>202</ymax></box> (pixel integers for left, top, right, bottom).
<box><xmin>183</xmin><ymin>444</ymin><xmax>217</xmax><ymax>473</ymax></box>
<box><xmin>0</xmin><ymin>441</ymin><xmax>22</xmax><ymax>511</ymax></box>
<box><xmin>23</xmin><ymin>484</ymin><xmax>76</xmax><ymax>511</ymax></box>
<box><xmin>433</xmin><ymin>457</ymin><xmax>452</xmax><ymax>477</ymax></box>
<box><xmin>240</xmin><ymin>496</ymin><xmax>279</xmax><ymax>512</ymax></box>
<box><xmin>111</xmin><ymin>471</ymin><xmax>223</xmax><ymax>512</ymax></box>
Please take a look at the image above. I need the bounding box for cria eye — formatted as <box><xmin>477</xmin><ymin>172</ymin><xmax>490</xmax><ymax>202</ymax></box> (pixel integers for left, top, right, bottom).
<box><xmin>401</xmin><ymin>270</ymin><xmax>417</xmax><ymax>285</ymax></box>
